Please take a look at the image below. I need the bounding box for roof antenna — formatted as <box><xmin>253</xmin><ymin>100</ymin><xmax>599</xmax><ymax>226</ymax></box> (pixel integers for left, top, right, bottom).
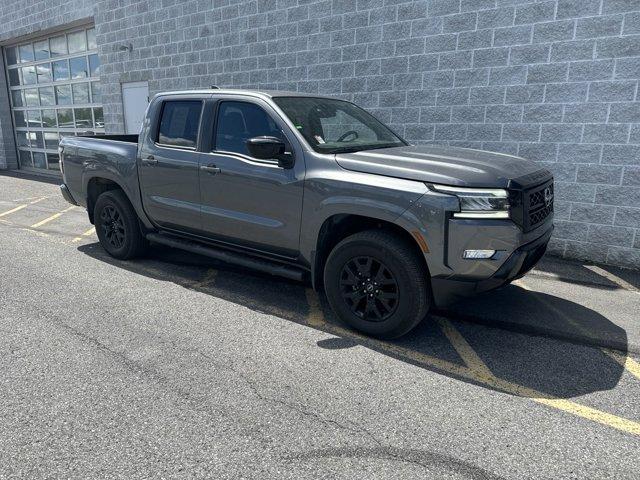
<box><xmin>210</xmin><ymin>85</ymin><xmax>220</xmax><ymax>89</ymax></box>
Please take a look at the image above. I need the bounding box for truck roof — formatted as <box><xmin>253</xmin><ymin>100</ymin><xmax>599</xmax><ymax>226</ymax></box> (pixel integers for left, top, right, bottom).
<box><xmin>154</xmin><ymin>89</ymin><xmax>337</xmax><ymax>101</ymax></box>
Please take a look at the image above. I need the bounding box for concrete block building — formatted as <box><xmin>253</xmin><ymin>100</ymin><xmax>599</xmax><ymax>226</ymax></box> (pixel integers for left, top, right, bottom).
<box><xmin>1</xmin><ymin>0</ymin><xmax>639</xmax><ymax>267</ymax></box>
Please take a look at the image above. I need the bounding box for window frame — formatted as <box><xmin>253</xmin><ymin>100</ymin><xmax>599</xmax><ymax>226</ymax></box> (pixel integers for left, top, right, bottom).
<box><xmin>154</xmin><ymin>99</ymin><xmax>204</xmax><ymax>151</ymax></box>
<box><xmin>211</xmin><ymin>99</ymin><xmax>293</xmax><ymax>164</ymax></box>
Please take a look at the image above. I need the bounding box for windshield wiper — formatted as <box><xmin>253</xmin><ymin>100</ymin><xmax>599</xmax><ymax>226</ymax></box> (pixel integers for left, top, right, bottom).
<box><xmin>329</xmin><ymin>146</ymin><xmax>365</xmax><ymax>154</ymax></box>
<box><xmin>330</xmin><ymin>143</ymin><xmax>401</xmax><ymax>154</ymax></box>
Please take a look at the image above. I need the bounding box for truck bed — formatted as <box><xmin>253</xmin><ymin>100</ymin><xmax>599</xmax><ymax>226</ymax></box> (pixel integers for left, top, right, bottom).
<box><xmin>59</xmin><ymin>134</ymin><xmax>141</xmax><ymax>209</ymax></box>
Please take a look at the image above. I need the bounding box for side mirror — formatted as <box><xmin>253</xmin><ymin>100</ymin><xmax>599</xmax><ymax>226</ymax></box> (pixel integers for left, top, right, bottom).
<box><xmin>246</xmin><ymin>136</ymin><xmax>294</xmax><ymax>168</ymax></box>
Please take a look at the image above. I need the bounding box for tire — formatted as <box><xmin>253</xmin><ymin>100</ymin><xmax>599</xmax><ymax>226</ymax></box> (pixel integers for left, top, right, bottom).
<box><xmin>94</xmin><ymin>190</ymin><xmax>147</xmax><ymax>260</ymax></box>
<box><xmin>323</xmin><ymin>229</ymin><xmax>431</xmax><ymax>339</ymax></box>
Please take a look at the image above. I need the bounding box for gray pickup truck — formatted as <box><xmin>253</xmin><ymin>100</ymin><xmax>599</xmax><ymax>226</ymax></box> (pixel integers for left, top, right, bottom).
<box><xmin>59</xmin><ymin>89</ymin><xmax>553</xmax><ymax>338</ymax></box>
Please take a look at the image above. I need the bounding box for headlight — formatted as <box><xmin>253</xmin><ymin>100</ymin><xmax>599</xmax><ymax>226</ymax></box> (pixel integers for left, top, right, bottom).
<box><xmin>430</xmin><ymin>184</ymin><xmax>510</xmax><ymax>219</ymax></box>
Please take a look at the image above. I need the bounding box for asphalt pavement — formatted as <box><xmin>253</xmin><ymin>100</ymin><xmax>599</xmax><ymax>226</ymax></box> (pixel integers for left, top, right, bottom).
<box><xmin>1</xmin><ymin>172</ymin><xmax>640</xmax><ymax>479</ymax></box>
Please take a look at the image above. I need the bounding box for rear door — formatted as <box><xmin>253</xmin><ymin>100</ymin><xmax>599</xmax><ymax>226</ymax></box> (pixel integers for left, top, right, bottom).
<box><xmin>138</xmin><ymin>95</ymin><xmax>207</xmax><ymax>233</ymax></box>
<box><xmin>197</xmin><ymin>97</ymin><xmax>305</xmax><ymax>257</ymax></box>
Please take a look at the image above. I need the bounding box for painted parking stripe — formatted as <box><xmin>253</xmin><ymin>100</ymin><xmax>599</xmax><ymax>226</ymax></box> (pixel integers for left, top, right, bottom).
<box><xmin>438</xmin><ymin>318</ymin><xmax>640</xmax><ymax>435</ymax></box>
<box><xmin>602</xmin><ymin>348</ymin><xmax>640</xmax><ymax>381</ymax></box>
<box><xmin>190</xmin><ymin>268</ymin><xmax>218</xmax><ymax>289</ymax></box>
<box><xmin>304</xmin><ymin>288</ymin><xmax>640</xmax><ymax>436</ymax></box>
<box><xmin>72</xmin><ymin>226</ymin><xmax>96</xmax><ymax>243</ymax></box>
<box><xmin>437</xmin><ymin>316</ymin><xmax>494</xmax><ymax>378</ymax></box>
<box><xmin>585</xmin><ymin>265</ymin><xmax>639</xmax><ymax>295</ymax></box>
<box><xmin>514</xmin><ymin>279</ymin><xmax>640</xmax><ymax>381</ymax></box>
<box><xmin>0</xmin><ymin>197</ymin><xmax>46</xmax><ymax>218</ymax></box>
<box><xmin>30</xmin><ymin>206</ymin><xmax>76</xmax><ymax>229</ymax></box>
<box><xmin>305</xmin><ymin>288</ymin><xmax>326</xmax><ymax>329</ymax></box>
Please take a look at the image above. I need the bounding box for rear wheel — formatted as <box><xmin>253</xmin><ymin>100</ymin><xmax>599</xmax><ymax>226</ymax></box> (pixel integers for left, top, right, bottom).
<box><xmin>94</xmin><ymin>190</ymin><xmax>146</xmax><ymax>260</ymax></box>
<box><xmin>323</xmin><ymin>230</ymin><xmax>430</xmax><ymax>339</ymax></box>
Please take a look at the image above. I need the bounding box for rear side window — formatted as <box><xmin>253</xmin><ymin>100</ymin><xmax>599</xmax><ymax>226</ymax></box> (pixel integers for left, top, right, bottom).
<box><xmin>214</xmin><ymin>101</ymin><xmax>284</xmax><ymax>156</ymax></box>
<box><xmin>157</xmin><ymin>100</ymin><xmax>202</xmax><ymax>148</ymax></box>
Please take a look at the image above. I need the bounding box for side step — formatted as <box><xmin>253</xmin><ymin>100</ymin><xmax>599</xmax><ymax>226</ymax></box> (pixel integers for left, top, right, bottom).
<box><xmin>146</xmin><ymin>232</ymin><xmax>306</xmax><ymax>282</ymax></box>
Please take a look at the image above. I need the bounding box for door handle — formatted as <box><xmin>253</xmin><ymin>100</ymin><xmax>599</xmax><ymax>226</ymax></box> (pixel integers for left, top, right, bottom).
<box><xmin>142</xmin><ymin>155</ymin><xmax>157</xmax><ymax>165</ymax></box>
<box><xmin>200</xmin><ymin>164</ymin><xmax>221</xmax><ymax>174</ymax></box>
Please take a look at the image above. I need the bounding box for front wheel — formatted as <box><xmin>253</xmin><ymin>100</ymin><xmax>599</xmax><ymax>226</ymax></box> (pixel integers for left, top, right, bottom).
<box><xmin>323</xmin><ymin>230</ymin><xmax>431</xmax><ymax>339</ymax></box>
<box><xmin>94</xmin><ymin>190</ymin><xmax>147</xmax><ymax>260</ymax></box>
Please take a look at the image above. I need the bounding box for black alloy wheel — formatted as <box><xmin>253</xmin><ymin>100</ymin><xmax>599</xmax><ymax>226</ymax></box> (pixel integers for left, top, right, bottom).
<box><xmin>323</xmin><ymin>229</ymin><xmax>431</xmax><ymax>339</ymax></box>
<box><xmin>94</xmin><ymin>189</ymin><xmax>147</xmax><ymax>260</ymax></box>
<box><xmin>100</xmin><ymin>204</ymin><xmax>126</xmax><ymax>249</ymax></box>
<box><xmin>339</xmin><ymin>256</ymin><xmax>399</xmax><ymax>322</ymax></box>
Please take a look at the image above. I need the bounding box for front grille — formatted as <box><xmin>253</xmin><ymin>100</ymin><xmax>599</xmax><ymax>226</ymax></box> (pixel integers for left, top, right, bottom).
<box><xmin>525</xmin><ymin>182</ymin><xmax>554</xmax><ymax>230</ymax></box>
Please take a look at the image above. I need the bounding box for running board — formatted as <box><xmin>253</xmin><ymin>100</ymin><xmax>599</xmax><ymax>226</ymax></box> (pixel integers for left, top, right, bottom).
<box><xmin>145</xmin><ymin>232</ymin><xmax>305</xmax><ymax>282</ymax></box>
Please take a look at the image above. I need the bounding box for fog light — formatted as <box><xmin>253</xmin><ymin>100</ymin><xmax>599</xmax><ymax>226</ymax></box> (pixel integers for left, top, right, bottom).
<box><xmin>463</xmin><ymin>249</ymin><xmax>496</xmax><ymax>259</ymax></box>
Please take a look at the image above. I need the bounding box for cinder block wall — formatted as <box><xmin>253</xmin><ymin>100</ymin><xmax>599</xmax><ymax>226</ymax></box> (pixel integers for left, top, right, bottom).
<box><xmin>2</xmin><ymin>0</ymin><xmax>640</xmax><ymax>268</ymax></box>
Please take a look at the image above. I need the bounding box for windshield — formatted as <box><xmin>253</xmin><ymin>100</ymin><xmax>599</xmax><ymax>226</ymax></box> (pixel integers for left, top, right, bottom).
<box><xmin>273</xmin><ymin>97</ymin><xmax>407</xmax><ymax>154</ymax></box>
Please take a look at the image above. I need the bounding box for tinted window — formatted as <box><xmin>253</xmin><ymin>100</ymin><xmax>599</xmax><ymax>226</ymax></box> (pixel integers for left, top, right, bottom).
<box><xmin>215</xmin><ymin>101</ymin><xmax>283</xmax><ymax>156</ymax></box>
<box><xmin>157</xmin><ymin>101</ymin><xmax>202</xmax><ymax>148</ymax></box>
<box><xmin>6</xmin><ymin>46</ymin><xmax>18</xmax><ymax>65</ymax></box>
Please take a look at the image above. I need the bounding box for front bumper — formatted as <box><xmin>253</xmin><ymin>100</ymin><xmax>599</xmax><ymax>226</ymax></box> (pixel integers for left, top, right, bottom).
<box><xmin>431</xmin><ymin>226</ymin><xmax>553</xmax><ymax>307</ymax></box>
<box><xmin>60</xmin><ymin>183</ymin><xmax>78</xmax><ymax>206</ymax></box>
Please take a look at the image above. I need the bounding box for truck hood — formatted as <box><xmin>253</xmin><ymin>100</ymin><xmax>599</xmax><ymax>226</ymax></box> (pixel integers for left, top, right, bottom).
<box><xmin>335</xmin><ymin>144</ymin><xmax>550</xmax><ymax>189</ymax></box>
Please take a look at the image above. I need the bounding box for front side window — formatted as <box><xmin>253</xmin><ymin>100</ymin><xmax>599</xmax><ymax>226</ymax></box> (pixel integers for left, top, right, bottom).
<box><xmin>214</xmin><ymin>101</ymin><xmax>284</xmax><ymax>157</ymax></box>
<box><xmin>157</xmin><ymin>100</ymin><xmax>202</xmax><ymax>148</ymax></box>
<box><xmin>273</xmin><ymin>97</ymin><xmax>405</xmax><ymax>154</ymax></box>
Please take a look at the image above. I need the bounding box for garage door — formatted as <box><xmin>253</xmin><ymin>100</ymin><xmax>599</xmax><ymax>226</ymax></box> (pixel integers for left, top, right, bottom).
<box><xmin>3</xmin><ymin>26</ymin><xmax>104</xmax><ymax>173</ymax></box>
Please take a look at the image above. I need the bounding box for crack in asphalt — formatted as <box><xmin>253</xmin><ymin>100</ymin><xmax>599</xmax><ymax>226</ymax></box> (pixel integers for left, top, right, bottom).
<box><xmin>46</xmin><ymin>314</ymin><xmax>379</xmax><ymax>440</ymax></box>
<box><xmin>43</xmin><ymin>310</ymin><xmax>501</xmax><ymax>476</ymax></box>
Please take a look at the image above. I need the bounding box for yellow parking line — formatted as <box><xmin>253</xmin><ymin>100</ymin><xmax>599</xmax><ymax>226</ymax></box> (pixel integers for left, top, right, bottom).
<box><xmin>30</xmin><ymin>206</ymin><xmax>75</xmax><ymax>229</ymax></box>
<box><xmin>191</xmin><ymin>268</ymin><xmax>218</xmax><ymax>289</ymax></box>
<box><xmin>72</xmin><ymin>227</ymin><xmax>96</xmax><ymax>243</ymax></box>
<box><xmin>437</xmin><ymin>316</ymin><xmax>494</xmax><ymax>378</ymax></box>
<box><xmin>514</xmin><ymin>279</ymin><xmax>640</xmax><ymax>381</ymax></box>
<box><xmin>602</xmin><ymin>348</ymin><xmax>640</xmax><ymax>381</ymax></box>
<box><xmin>585</xmin><ymin>265</ymin><xmax>639</xmax><ymax>295</ymax></box>
<box><xmin>485</xmin><ymin>374</ymin><xmax>640</xmax><ymax>436</ymax></box>
<box><xmin>305</xmin><ymin>288</ymin><xmax>326</xmax><ymax>328</ymax></box>
<box><xmin>0</xmin><ymin>197</ymin><xmax>46</xmax><ymax>218</ymax></box>
<box><xmin>303</xmin><ymin>289</ymin><xmax>640</xmax><ymax>436</ymax></box>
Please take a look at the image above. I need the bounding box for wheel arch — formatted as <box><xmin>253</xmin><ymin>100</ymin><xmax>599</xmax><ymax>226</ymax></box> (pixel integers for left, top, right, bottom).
<box><xmin>311</xmin><ymin>213</ymin><xmax>430</xmax><ymax>291</ymax></box>
<box><xmin>86</xmin><ymin>176</ymin><xmax>126</xmax><ymax>224</ymax></box>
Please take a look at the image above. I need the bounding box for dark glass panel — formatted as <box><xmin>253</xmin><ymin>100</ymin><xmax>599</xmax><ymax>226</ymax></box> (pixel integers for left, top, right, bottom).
<box><xmin>74</xmin><ymin>107</ymin><xmax>93</xmax><ymax>128</ymax></box>
<box><xmin>32</xmin><ymin>152</ymin><xmax>46</xmax><ymax>168</ymax></box>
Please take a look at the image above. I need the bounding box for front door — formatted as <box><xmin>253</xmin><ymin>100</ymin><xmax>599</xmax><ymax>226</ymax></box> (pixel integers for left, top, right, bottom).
<box><xmin>198</xmin><ymin>99</ymin><xmax>304</xmax><ymax>257</ymax></box>
<box><xmin>138</xmin><ymin>97</ymin><xmax>204</xmax><ymax>233</ymax></box>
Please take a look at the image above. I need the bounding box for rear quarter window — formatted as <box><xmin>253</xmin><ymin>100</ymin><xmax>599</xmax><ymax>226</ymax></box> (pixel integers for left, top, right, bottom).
<box><xmin>157</xmin><ymin>100</ymin><xmax>202</xmax><ymax>148</ymax></box>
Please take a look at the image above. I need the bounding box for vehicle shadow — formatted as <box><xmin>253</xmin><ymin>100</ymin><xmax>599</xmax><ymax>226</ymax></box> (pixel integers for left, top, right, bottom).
<box><xmin>439</xmin><ymin>281</ymin><xmax>630</xmax><ymax>353</ymax></box>
<box><xmin>532</xmin><ymin>256</ymin><xmax>640</xmax><ymax>291</ymax></box>
<box><xmin>78</xmin><ymin>243</ymin><xmax>628</xmax><ymax>400</ymax></box>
